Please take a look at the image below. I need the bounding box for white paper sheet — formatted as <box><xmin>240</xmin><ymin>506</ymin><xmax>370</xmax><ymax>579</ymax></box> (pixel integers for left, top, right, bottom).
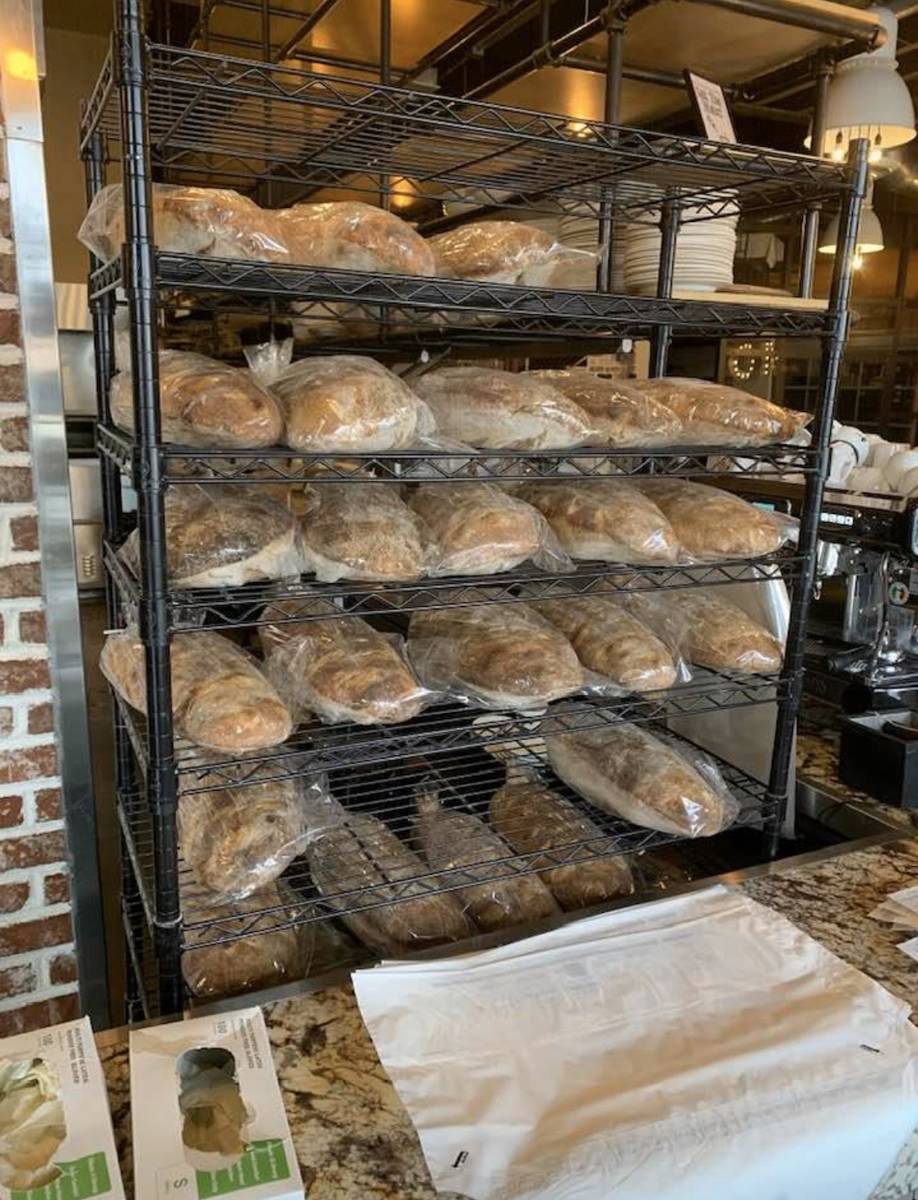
<box><xmin>353</xmin><ymin>887</ymin><xmax>918</xmax><ymax>1200</ymax></box>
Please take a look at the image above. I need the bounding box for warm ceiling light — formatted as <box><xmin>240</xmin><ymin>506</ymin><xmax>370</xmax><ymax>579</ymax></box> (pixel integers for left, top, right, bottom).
<box><xmin>812</xmin><ymin>8</ymin><xmax>915</xmax><ymax>159</ymax></box>
<box><xmin>818</xmin><ymin>180</ymin><xmax>884</xmax><ymax>259</ymax></box>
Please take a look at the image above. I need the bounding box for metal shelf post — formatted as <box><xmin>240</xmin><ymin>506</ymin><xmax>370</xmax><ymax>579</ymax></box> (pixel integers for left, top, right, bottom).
<box><xmin>650</xmin><ymin>196</ymin><xmax>680</xmax><ymax>376</ymax></box>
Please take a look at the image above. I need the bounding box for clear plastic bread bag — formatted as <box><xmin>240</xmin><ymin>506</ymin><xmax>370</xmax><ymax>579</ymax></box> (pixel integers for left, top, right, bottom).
<box><xmin>0</xmin><ymin>1058</ymin><xmax>66</xmax><ymax>1191</ymax></box>
<box><xmin>529</xmin><ymin>368</ymin><xmax>684</xmax><ymax>447</ymax></box>
<box><xmin>488</xmin><ymin>763</ymin><xmax>634</xmax><ymax>909</ymax></box>
<box><xmin>407</xmin><ymin>483</ymin><xmax>572</xmax><ymax>576</ymax></box>
<box><xmin>546</xmin><ymin>723</ymin><xmax>739</xmax><ymax>838</ymax></box>
<box><xmin>407</xmin><ymin>597</ymin><xmax>585</xmax><ymax>711</ymax></box>
<box><xmin>118</xmin><ymin>484</ymin><xmax>307</xmax><ymax>588</ymax></box>
<box><xmin>299</xmin><ymin>481</ymin><xmax>436</xmax><ymax>582</ymax></box>
<box><xmin>110</xmin><ymin>350</ymin><xmax>284</xmax><ymax>449</ymax></box>
<box><xmin>78</xmin><ymin>182</ymin><xmax>289</xmax><ymax>263</ymax></box>
<box><xmin>300</xmin><ymin>792</ymin><xmax>471</xmax><ymax>956</ymax></box>
<box><xmin>427</xmin><ymin>220</ymin><xmax>594</xmax><ymax>286</ymax></box>
<box><xmin>632</xmin><ymin>377</ymin><xmax>811</xmax><ymax>446</ymax></box>
<box><xmin>414</xmin><ymin>788</ymin><xmax>559</xmax><ymax>933</ymax></box>
<box><xmin>259</xmin><ymin>597</ymin><xmax>431</xmax><ymax>725</ymax></box>
<box><xmin>275</xmin><ymin>200</ymin><xmax>437</xmax><ymax>276</ymax></box>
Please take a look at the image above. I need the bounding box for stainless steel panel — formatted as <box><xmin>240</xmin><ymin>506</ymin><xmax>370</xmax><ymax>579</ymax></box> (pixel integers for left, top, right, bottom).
<box><xmin>73</xmin><ymin>524</ymin><xmax>104</xmax><ymax>588</ymax></box>
<box><xmin>59</xmin><ymin>331</ymin><xmax>97</xmax><ymax>414</ymax></box>
<box><xmin>68</xmin><ymin>459</ymin><xmax>102</xmax><ymax>522</ymax></box>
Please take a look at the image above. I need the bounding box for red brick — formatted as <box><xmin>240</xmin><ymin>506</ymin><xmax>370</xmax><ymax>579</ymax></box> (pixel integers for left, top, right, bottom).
<box><xmin>0</xmin><ymin>795</ymin><xmax>22</xmax><ymax>827</ymax></box>
<box><xmin>27</xmin><ymin>702</ymin><xmax>53</xmax><ymax>735</ymax></box>
<box><xmin>0</xmin><ymin>744</ymin><xmax>58</xmax><ymax>785</ymax></box>
<box><xmin>0</xmin><ymin>658</ymin><xmax>50</xmax><ymax>693</ymax></box>
<box><xmin>0</xmin><ymin>962</ymin><xmax>35</xmax><ymax>997</ymax></box>
<box><xmin>43</xmin><ymin>872</ymin><xmax>69</xmax><ymax>905</ymax></box>
<box><xmin>49</xmin><ymin>952</ymin><xmax>77</xmax><ymax>985</ymax></box>
<box><xmin>35</xmin><ymin>787</ymin><xmax>61</xmax><ymax>822</ymax></box>
<box><xmin>0</xmin><ymin>881</ymin><xmax>29</xmax><ymax>913</ymax></box>
<box><xmin>18</xmin><ymin>609</ymin><xmax>45</xmax><ymax>642</ymax></box>
<box><xmin>0</xmin><ymin>912</ymin><xmax>72</xmax><ymax>957</ymax></box>
<box><xmin>0</xmin><ymin>830</ymin><xmax>64</xmax><ymax>871</ymax></box>
<box><xmin>0</xmin><ymin>254</ymin><xmax>17</xmax><ymax>294</ymax></box>
<box><xmin>0</xmin><ymin>414</ymin><xmax>27</xmax><ymax>451</ymax></box>
<box><xmin>0</xmin><ymin>361</ymin><xmax>23</xmax><ymax>402</ymax></box>
<box><xmin>0</xmin><ymin>465</ymin><xmax>32</xmax><ymax>501</ymax></box>
<box><xmin>0</xmin><ymin>993</ymin><xmax>79</xmax><ymax>1037</ymax></box>
<box><xmin>0</xmin><ymin>562</ymin><xmax>40</xmax><ymax>598</ymax></box>
<box><xmin>9</xmin><ymin>512</ymin><xmax>36</xmax><ymax>550</ymax></box>
<box><xmin>0</xmin><ymin>199</ymin><xmax>11</xmax><ymax>240</ymax></box>
<box><xmin>0</xmin><ymin>706</ymin><xmax>12</xmax><ymax>737</ymax></box>
<box><xmin>0</xmin><ymin>310</ymin><xmax>20</xmax><ymax>344</ymax></box>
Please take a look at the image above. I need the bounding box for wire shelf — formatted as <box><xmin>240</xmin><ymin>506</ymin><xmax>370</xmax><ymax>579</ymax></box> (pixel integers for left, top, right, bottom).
<box><xmin>116</xmin><ymin>730</ymin><xmax>778</xmax><ymax>951</ymax></box>
<box><xmin>81</xmin><ymin>42</ymin><xmax>849</xmax><ymax>224</ymax></box>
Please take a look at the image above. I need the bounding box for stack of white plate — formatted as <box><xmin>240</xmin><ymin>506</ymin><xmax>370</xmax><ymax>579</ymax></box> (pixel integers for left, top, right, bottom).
<box><xmin>623</xmin><ymin>209</ymin><xmax>737</xmax><ymax>295</ymax></box>
<box><xmin>560</xmin><ymin>213</ymin><xmax>624</xmax><ymax>291</ymax></box>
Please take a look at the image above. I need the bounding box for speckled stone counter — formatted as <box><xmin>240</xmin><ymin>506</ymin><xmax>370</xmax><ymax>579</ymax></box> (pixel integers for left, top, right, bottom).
<box><xmin>798</xmin><ymin>727</ymin><xmax>918</xmax><ymax>833</ymax></box>
<box><xmin>96</xmin><ymin>836</ymin><xmax>918</xmax><ymax>1200</ymax></box>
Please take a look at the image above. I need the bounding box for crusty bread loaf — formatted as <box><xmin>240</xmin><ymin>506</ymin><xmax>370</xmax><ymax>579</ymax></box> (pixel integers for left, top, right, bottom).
<box><xmin>110</xmin><ymin>351</ymin><xmax>283</xmax><ymax>449</ymax></box>
<box><xmin>547</xmin><ymin>724</ymin><xmax>731</xmax><ymax>837</ymax></box>
<box><xmin>413</xmin><ymin>367</ymin><xmax>593</xmax><ymax>450</ymax></box>
<box><xmin>278</xmin><ymin>201</ymin><xmax>436</xmax><ymax>276</ymax></box>
<box><xmin>633</xmin><ymin>377</ymin><xmax>809</xmax><ymax>445</ymax></box>
<box><xmin>408</xmin><ymin>599</ymin><xmax>584</xmax><ymax>709</ymax></box>
<box><xmin>408</xmin><ymin>482</ymin><xmax>546</xmax><ymax>575</ymax></box>
<box><xmin>489</xmin><ymin>772</ymin><xmax>634</xmax><ymax>909</ymax></box>
<box><xmin>627</xmin><ymin>590</ymin><xmax>783</xmax><ymax>674</ymax></box>
<box><xmin>427</xmin><ymin>221</ymin><xmax>555</xmax><ymax>283</ymax></box>
<box><xmin>531</xmin><ymin>595</ymin><xmax>677</xmax><ymax>691</ymax></box>
<box><xmin>517</xmin><ymin>480</ymin><xmax>680</xmax><ymax>564</ymax></box>
<box><xmin>306</xmin><ymin>811</ymin><xmax>471</xmax><ymax>955</ymax></box>
<box><xmin>260</xmin><ymin>597</ymin><xmax>426</xmax><ymax>725</ymax></box>
<box><xmin>100</xmin><ymin>628</ymin><xmax>293</xmax><ymax>752</ymax></box>
<box><xmin>633</xmin><ymin>479</ymin><xmax>786</xmax><ymax>560</ymax></box>
<box><xmin>531</xmin><ymin>369</ymin><xmax>684</xmax><ymax>447</ymax></box>
<box><xmin>268</xmin><ymin>355</ymin><xmax>429</xmax><ymax>452</ymax></box>
<box><xmin>300</xmin><ymin>482</ymin><xmax>430</xmax><ymax>582</ymax></box>
<box><xmin>415</xmin><ymin>791</ymin><xmax>559</xmax><ymax>932</ymax></box>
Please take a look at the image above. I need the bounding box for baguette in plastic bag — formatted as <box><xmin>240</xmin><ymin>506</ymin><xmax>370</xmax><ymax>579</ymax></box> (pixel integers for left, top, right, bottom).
<box><xmin>546</xmin><ymin>724</ymin><xmax>737</xmax><ymax>837</ymax></box>
<box><xmin>408</xmin><ymin>598</ymin><xmax>584</xmax><ymax>710</ymax></box>
<box><xmin>489</xmin><ymin>768</ymin><xmax>633</xmax><ymax>909</ymax></box>
<box><xmin>100</xmin><ymin>627</ymin><xmax>293</xmax><ymax>752</ymax></box>
<box><xmin>119</xmin><ymin>484</ymin><xmax>306</xmax><ymax>588</ymax></box>
<box><xmin>413</xmin><ymin>367</ymin><xmax>594</xmax><ymax>450</ymax></box>
<box><xmin>408</xmin><ymin>482</ymin><xmax>571</xmax><ymax>576</ymax></box>
<box><xmin>634</xmin><ymin>376</ymin><xmax>810</xmax><ymax>445</ymax></box>
<box><xmin>531</xmin><ymin>369</ymin><xmax>684</xmax><ymax>447</ymax></box>
<box><xmin>624</xmin><ymin>589</ymin><xmax>784</xmax><ymax>674</ymax></box>
<box><xmin>78</xmin><ymin>183</ymin><xmax>288</xmax><ymax>264</ymax></box>
<box><xmin>110</xmin><ymin>350</ymin><xmax>283</xmax><ymax>449</ymax></box>
<box><xmin>276</xmin><ymin>201</ymin><xmax>436</xmax><ymax>276</ymax></box>
<box><xmin>414</xmin><ymin>790</ymin><xmax>559</xmax><ymax>932</ymax></box>
<box><xmin>260</xmin><ymin>597</ymin><xmax>428</xmax><ymax>725</ymax></box>
<box><xmin>427</xmin><ymin>220</ymin><xmax>578</xmax><ymax>285</ymax></box>
<box><xmin>529</xmin><ymin>594</ymin><xmax>680</xmax><ymax>692</ymax></box>
<box><xmin>633</xmin><ymin>479</ymin><xmax>792</xmax><ymax>560</ymax></box>
<box><xmin>299</xmin><ymin>482</ymin><xmax>432</xmax><ymax>582</ymax></box>
<box><xmin>303</xmin><ymin>796</ymin><xmax>471</xmax><ymax>956</ymax></box>
<box><xmin>517</xmin><ymin>480</ymin><xmax>680</xmax><ymax>564</ymax></box>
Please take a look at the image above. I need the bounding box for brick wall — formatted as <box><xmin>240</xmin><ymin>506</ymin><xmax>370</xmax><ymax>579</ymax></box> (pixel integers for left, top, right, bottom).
<box><xmin>0</xmin><ymin>119</ymin><xmax>78</xmax><ymax>1034</ymax></box>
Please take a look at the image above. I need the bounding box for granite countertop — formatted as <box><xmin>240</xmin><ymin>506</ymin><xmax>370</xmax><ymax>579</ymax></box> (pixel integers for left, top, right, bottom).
<box><xmin>99</xmin><ymin>836</ymin><xmax>918</xmax><ymax>1200</ymax></box>
<box><xmin>797</xmin><ymin>727</ymin><xmax>918</xmax><ymax>834</ymax></box>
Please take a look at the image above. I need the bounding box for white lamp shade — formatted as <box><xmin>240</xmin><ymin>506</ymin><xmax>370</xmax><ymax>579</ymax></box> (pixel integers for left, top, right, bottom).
<box><xmin>818</xmin><ymin>202</ymin><xmax>885</xmax><ymax>255</ymax></box>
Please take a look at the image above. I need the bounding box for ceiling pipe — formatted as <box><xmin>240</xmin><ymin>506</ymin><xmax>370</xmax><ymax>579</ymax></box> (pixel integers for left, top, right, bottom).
<box><xmin>272</xmin><ymin>0</ymin><xmax>343</xmax><ymax>62</ymax></box>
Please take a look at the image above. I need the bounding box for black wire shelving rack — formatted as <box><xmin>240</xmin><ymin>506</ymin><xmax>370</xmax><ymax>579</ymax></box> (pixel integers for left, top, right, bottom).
<box><xmin>82</xmin><ymin>0</ymin><xmax>868</xmax><ymax>1019</ymax></box>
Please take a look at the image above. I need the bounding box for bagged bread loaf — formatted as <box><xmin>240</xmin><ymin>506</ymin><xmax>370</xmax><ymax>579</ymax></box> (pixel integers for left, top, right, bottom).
<box><xmin>489</xmin><ymin>768</ymin><xmax>633</xmax><ymax>909</ymax></box>
<box><xmin>531</xmin><ymin>369</ymin><xmax>684</xmax><ymax>447</ymax></box>
<box><xmin>408</xmin><ymin>598</ymin><xmax>584</xmax><ymax>710</ymax></box>
<box><xmin>100</xmin><ymin>627</ymin><xmax>293</xmax><ymax>752</ymax></box>
<box><xmin>182</xmin><ymin>880</ymin><xmax>309</xmax><ymax>999</ymax></box>
<box><xmin>110</xmin><ymin>351</ymin><xmax>283</xmax><ymax>449</ymax></box>
<box><xmin>624</xmin><ymin>590</ymin><xmax>784</xmax><ymax>674</ymax></box>
<box><xmin>408</xmin><ymin>482</ymin><xmax>570</xmax><ymax>576</ymax></box>
<box><xmin>119</xmin><ymin>485</ymin><xmax>306</xmax><ymax>588</ymax></box>
<box><xmin>299</xmin><ymin>482</ymin><xmax>431</xmax><ymax>582</ymax></box>
<box><xmin>414</xmin><ymin>790</ymin><xmax>559</xmax><ymax>932</ymax></box>
<box><xmin>413</xmin><ymin>367</ymin><xmax>593</xmax><ymax>450</ymax></box>
<box><xmin>633</xmin><ymin>377</ymin><xmax>810</xmax><ymax>445</ymax></box>
<box><xmin>263</xmin><ymin>355</ymin><xmax>434</xmax><ymax>453</ymax></box>
<box><xmin>178</xmin><ymin>763</ymin><xmax>323</xmax><ymax>899</ymax></box>
<box><xmin>303</xmin><ymin>797</ymin><xmax>471</xmax><ymax>956</ymax></box>
<box><xmin>633</xmin><ymin>479</ymin><xmax>790</xmax><ymax>560</ymax></box>
<box><xmin>78</xmin><ymin>183</ymin><xmax>288</xmax><ymax>263</ymax></box>
<box><xmin>547</xmin><ymin>724</ymin><xmax>736</xmax><ymax>837</ymax></box>
<box><xmin>277</xmin><ymin>201</ymin><xmax>436</xmax><ymax>276</ymax></box>
<box><xmin>428</xmin><ymin>220</ymin><xmax>558</xmax><ymax>284</ymax></box>
<box><xmin>530</xmin><ymin>595</ymin><xmax>679</xmax><ymax>691</ymax></box>
<box><xmin>517</xmin><ymin>480</ymin><xmax>680</xmax><ymax>564</ymax></box>
<box><xmin>260</xmin><ymin>597</ymin><xmax>427</xmax><ymax>725</ymax></box>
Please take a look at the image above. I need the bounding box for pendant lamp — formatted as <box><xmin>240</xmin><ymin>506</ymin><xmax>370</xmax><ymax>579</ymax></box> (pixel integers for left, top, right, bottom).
<box><xmin>818</xmin><ymin>179</ymin><xmax>884</xmax><ymax>267</ymax></box>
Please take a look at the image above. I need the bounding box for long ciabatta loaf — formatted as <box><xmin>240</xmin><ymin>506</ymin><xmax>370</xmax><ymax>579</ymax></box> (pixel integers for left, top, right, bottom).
<box><xmin>632</xmin><ymin>479</ymin><xmax>788</xmax><ymax>560</ymax></box>
<box><xmin>530</xmin><ymin>369</ymin><xmax>684</xmax><ymax>447</ymax></box>
<box><xmin>427</xmin><ymin>220</ymin><xmax>555</xmax><ymax>283</ymax></box>
<box><xmin>633</xmin><ymin>376</ymin><xmax>810</xmax><ymax>445</ymax></box>
<box><xmin>278</xmin><ymin>201</ymin><xmax>436</xmax><ymax>276</ymax></box>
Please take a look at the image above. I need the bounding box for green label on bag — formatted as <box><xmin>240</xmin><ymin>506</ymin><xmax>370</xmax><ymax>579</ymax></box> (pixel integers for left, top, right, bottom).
<box><xmin>195</xmin><ymin>1140</ymin><xmax>291</xmax><ymax>1198</ymax></box>
<box><xmin>11</xmin><ymin>1153</ymin><xmax>112</xmax><ymax>1200</ymax></box>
